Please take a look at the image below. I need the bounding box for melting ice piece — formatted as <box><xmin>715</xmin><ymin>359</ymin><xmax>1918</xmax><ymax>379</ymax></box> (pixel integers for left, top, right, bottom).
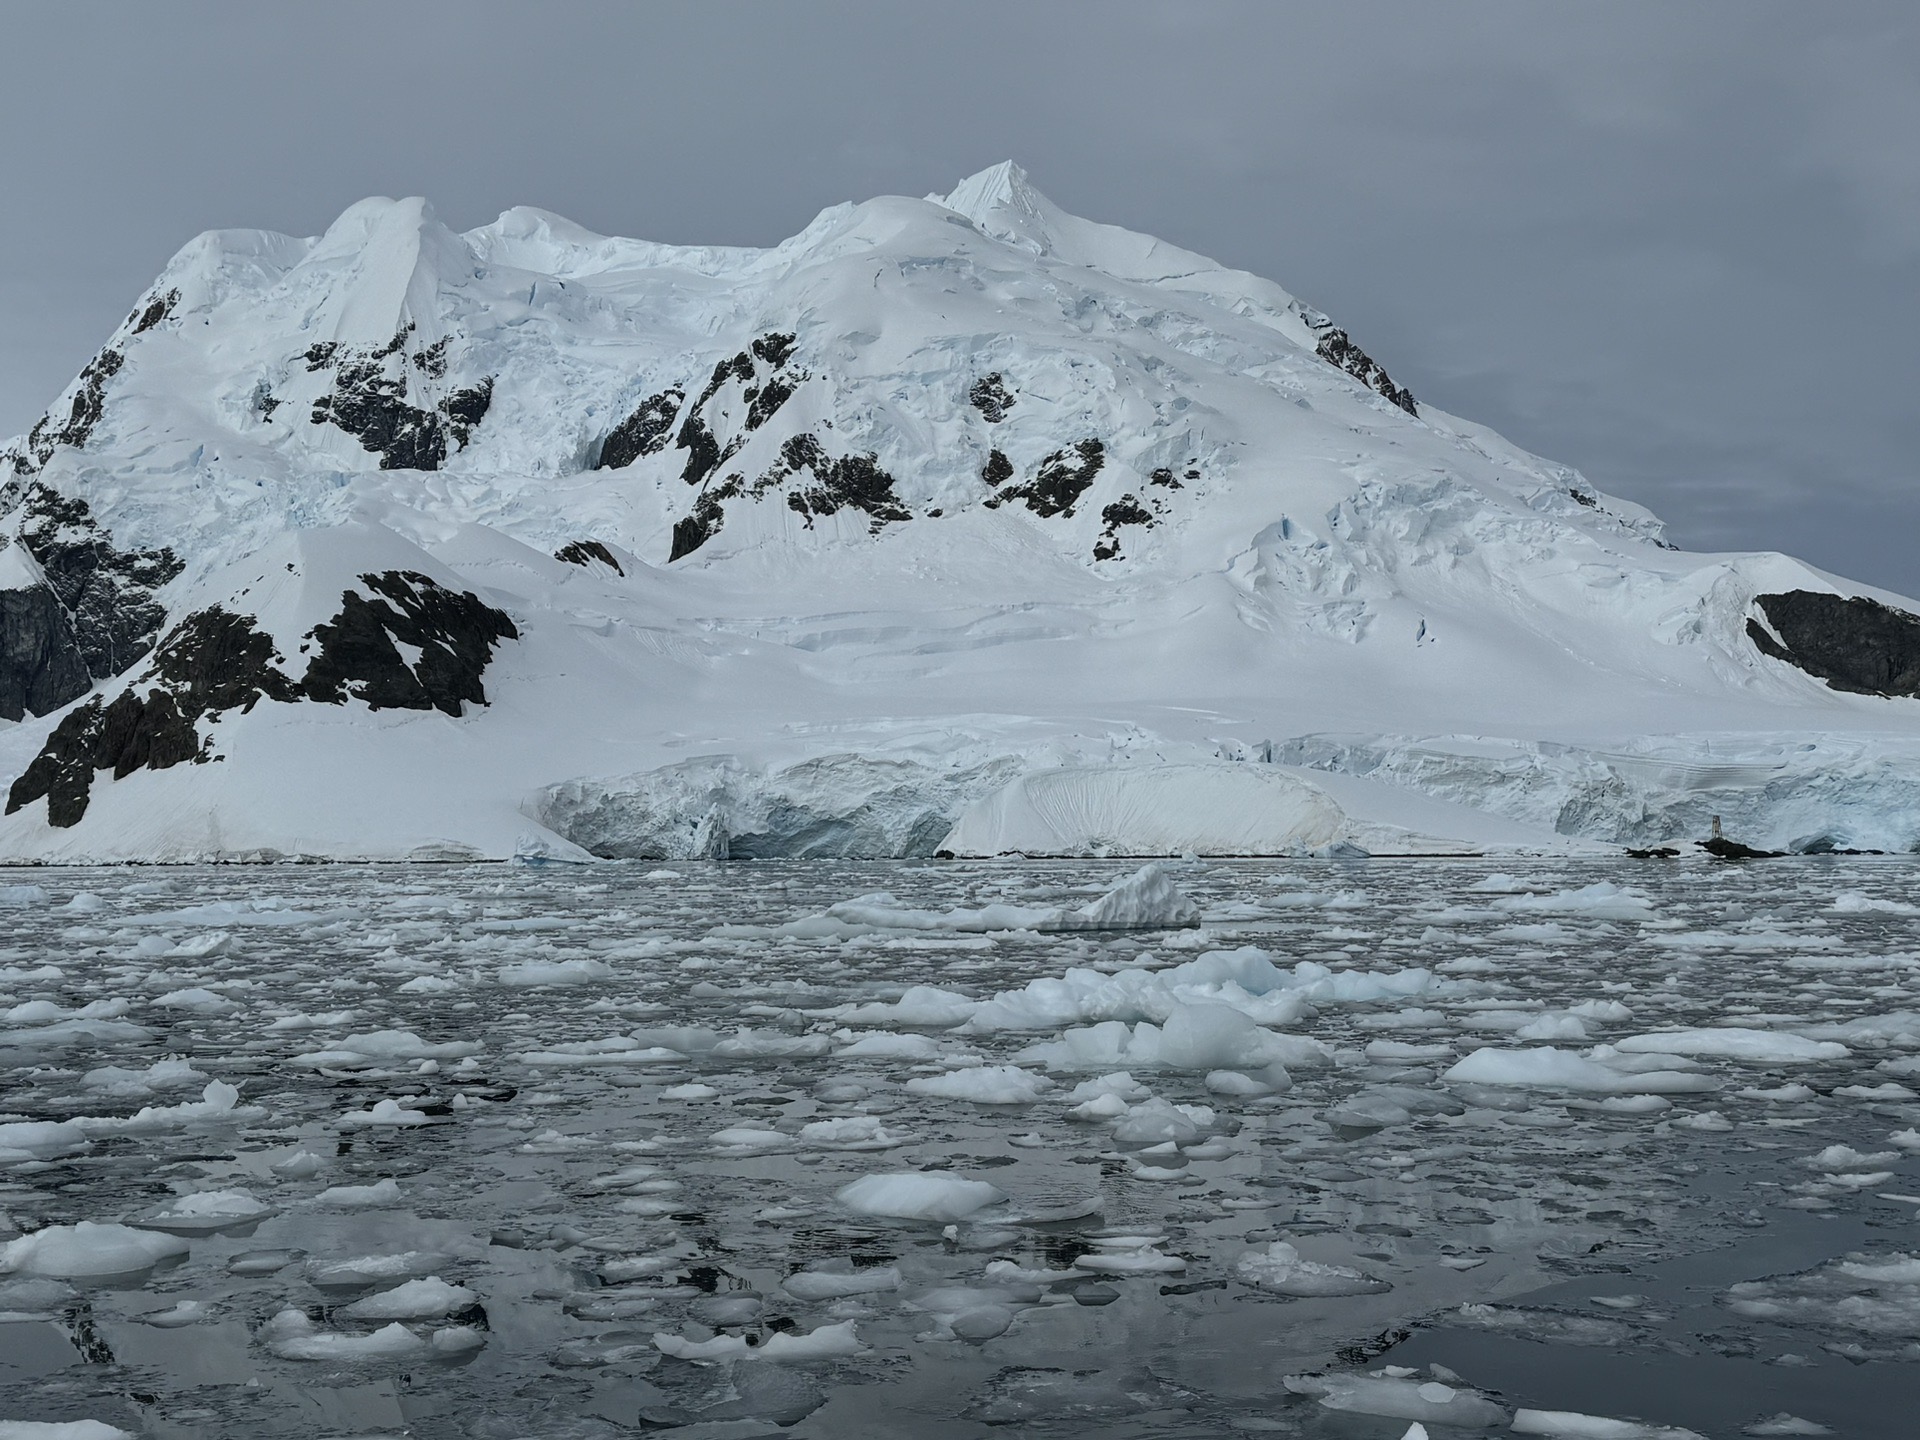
<box><xmin>0</xmin><ymin>1421</ymin><xmax>137</xmax><ymax>1439</ymax></box>
<box><xmin>654</xmin><ymin>1319</ymin><xmax>866</xmax><ymax>1361</ymax></box>
<box><xmin>1443</xmin><ymin>1047</ymin><xmax>1714</xmax><ymax>1095</ymax></box>
<box><xmin>905</xmin><ymin>1065</ymin><xmax>1053</xmax><ymax>1104</ymax></box>
<box><xmin>1283</xmin><ymin>1374</ymin><xmax>1507</xmax><ymax>1427</ymax></box>
<box><xmin>1236</xmin><ymin>1242</ymin><xmax>1390</xmax><ymax>1297</ymax></box>
<box><xmin>1068</xmin><ymin>864</ymin><xmax>1202</xmax><ymax>929</ymax></box>
<box><xmin>836</xmin><ymin>1172</ymin><xmax>1004</xmax><ymax>1223</ymax></box>
<box><xmin>782</xmin><ymin>1263</ymin><xmax>902</xmax><ymax>1299</ymax></box>
<box><xmin>336</xmin><ymin>1277</ymin><xmax>478</xmax><ymax>1320</ymax></box>
<box><xmin>0</xmin><ymin>1120</ymin><xmax>89</xmax><ymax>1165</ymax></box>
<box><xmin>338</xmin><ymin>1099</ymin><xmax>430</xmax><ymax>1128</ymax></box>
<box><xmin>262</xmin><ymin>1309</ymin><xmax>428</xmax><ymax>1360</ymax></box>
<box><xmin>1512</xmin><ymin>1409</ymin><xmax>1706</xmax><ymax>1439</ymax></box>
<box><xmin>132</xmin><ymin>1190</ymin><xmax>272</xmax><ymax>1233</ymax></box>
<box><xmin>0</xmin><ymin>1222</ymin><xmax>189</xmax><ymax>1278</ymax></box>
<box><xmin>1612</xmin><ymin>1030</ymin><xmax>1849</xmax><ymax>1063</ymax></box>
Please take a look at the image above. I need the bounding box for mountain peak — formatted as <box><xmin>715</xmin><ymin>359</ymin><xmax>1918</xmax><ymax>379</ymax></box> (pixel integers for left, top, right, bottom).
<box><xmin>937</xmin><ymin>160</ymin><xmax>1064</xmax><ymax>255</ymax></box>
<box><xmin>305</xmin><ymin>195</ymin><xmax>470</xmax><ymax>348</ymax></box>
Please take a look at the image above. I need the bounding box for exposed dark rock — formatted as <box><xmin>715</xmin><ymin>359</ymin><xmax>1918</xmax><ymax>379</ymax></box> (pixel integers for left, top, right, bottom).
<box><xmin>1312</xmin><ymin>326</ymin><xmax>1417</xmax><ymax>416</ymax></box>
<box><xmin>14</xmin><ymin>483</ymin><xmax>181</xmax><ymax>683</ymax></box>
<box><xmin>1092</xmin><ymin>494</ymin><xmax>1156</xmax><ymax>562</ymax></box>
<box><xmin>5</xmin><ymin>607</ymin><xmax>296</xmax><ymax>827</ymax></box>
<box><xmin>751</xmin><ymin>333</ymin><xmax>797</xmax><ymax>369</ymax></box>
<box><xmin>130</xmin><ymin>289</ymin><xmax>180</xmax><ymax>336</ymax></box>
<box><xmin>1149</xmin><ymin>467</ymin><xmax>1182</xmax><ymax>490</ymax></box>
<box><xmin>595</xmin><ymin>388</ymin><xmax>683</xmax><ymax>470</ymax></box>
<box><xmin>675</xmin><ymin>415</ymin><xmax>723</xmax><ymax>487</ymax></box>
<box><xmin>0</xmin><ymin>581</ymin><xmax>90</xmax><ymax>722</ymax></box>
<box><xmin>25</xmin><ymin>348</ymin><xmax>124</xmax><ymax>467</ymax></box>
<box><xmin>745</xmin><ymin>376</ymin><xmax>794</xmax><ymax>431</ymax></box>
<box><xmin>1625</xmin><ymin>846</ymin><xmax>1681</xmax><ymax>859</ymax></box>
<box><xmin>306</xmin><ymin>329</ymin><xmax>493</xmax><ymax>470</ymax></box>
<box><xmin>670</xmin><ymin>482</ymin><xmax>737</xmax><ymax>562</ymax></box>
<box><xmin>443</xmin><ymin>377</ymin><xmax>493</xmax><ymax>446</ymax></box>
<box><xmin>1700</xmin><ymin>836</ymin><xmax>1783</xmax><ymax>861</ymax></box>
<box><xmin>6</xmin><ymin>575</ymin><xmax>518</xmax><ymax>828</ymax></box>
<box><xmin>985</xmin><ymin>438</ymin><xmax>1105</xmax><ymax>519</ymax></box>
<box><xmin>555</xmin><ymin>540</ymin><xmax>623</xmax><ymax>575</ymax></box>
<box><xmin>981</xmin><ymin>449</ymin><xmax>1013</xmax><ymax>487</ymax></box>
<box><xmin>300</xmin><ymin>571</ymin><xmax>518</xmax><ymax>717</ymax></box>
<box><xmin>1567</xmin><ymin>488</ymin><xmax>1598</xmax><ymax>509</ymax></box>
<box><xmin>1748</xmin><ymin>591</ymin><xmax>1920</xmax><ymax>698</ymax></box>
<box><xmin>970</xmin><ymin>374</ymin><xmax>1015</xmax><ymax>423</ymax></box>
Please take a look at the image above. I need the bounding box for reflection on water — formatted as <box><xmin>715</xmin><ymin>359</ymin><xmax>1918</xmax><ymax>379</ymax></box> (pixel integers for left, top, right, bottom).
<box><xmin>1</xmin><ymin>857</ymin><xmax>1916</xmax><ymax>1437</ymax></box>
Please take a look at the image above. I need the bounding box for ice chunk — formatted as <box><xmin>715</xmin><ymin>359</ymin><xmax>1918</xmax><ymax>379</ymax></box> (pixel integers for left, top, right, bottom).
<box><xmin>338</xmin><ymin>1099</ymin><xmax>430</xmax><ymax>1128</ymax></box>
<box><xmin>796</xmin><ymin>1115</ymin><xmax>913</xmax><ymax>1149</ymax></box>
<box><xmin>782</xmin><ymin>1264</ymin><xmax>902</xmax><ymax>1299</ymax></box>
<box><xmin>1490</xmin><ymin>883</ymin><xmax>1655</xmax><ymax>921</ymax></box>
<box><xmin>0</xmin><ymin>1222</ymin><xmax>189</xmax><ymax>1278</ymax></box>
<box><xmin>1444</xmin><ymin>1047</ymin><xmax>1715</xmax><ymax>1094</ymax></box>
<box><xmin>0</xmin><ymin>1423</ymin><xmax>136</xmax><ymax>1440</ymax></box>
<box><xmin>1283</xmin><ymin>1374</ymin><xmax>1506</xmax><ymax>1426</ymax></box>
<box><xmin>905</xmin><ymin>1065</ymin><xmax>1053</xmax><ymax>1104</ymax></box>
<box><xmin>1512</xmin><ymin>1410</ymin><xmax>1706</xmax><ymax>1439</ymax></box>
<box><xmin>1613</xmin><ymin>1030</ymin><xmax>1848</xmax><ymax>1062</ymax></box>
<box><xmin>654</xmin><ymin>1319</ymin><xmax>866</xmax><ymax>1361</ymax></box>
<box><xmin>1742</xmin><ymin>1417</ymin><xmax>1833</xmax><ymax>1437</ymax></box>
<box><xmin>1238</xmin><ymin>1242</ymin><xmax>1391</xmax><ymax>1297</ymax></box>
<box><xmin>133</xmin><ymin>1190</ymin><xmax>271</xmax><ymax>1232</ymax></box>
<box><xmin>262</xmin><ymin>1308</ymin><xmax>428</xmax><ymax>1360</ymax></box>
<box><xmin>0</xmin><ymin>1121</ymin><xmax>89</xmax><ymax>1165</ymax></box>
<box><xmin>1070</xmin><ymin>864</ymin><xmax>1201</xmax><ymax>929</ymax></box>
<box><xmin>336</xmin><ymin>1276</ymin><xmax>477</xmax><ymax>1320</ymax></box>
<box><xmin>836</xmin><ymin>1172</ymin><xmax>1004</xmax><ymax>1223</ymax></box>
<box><xmin>313</xmin><ymin>1178</ymin><xmax>405</xmax><ymax>1208</ymax></box>
<box><xmin>291</xmin><ymin>1029</ymin><xmax>479</xmax><ymax>1066</ymax></box>
<box><xmin>496</xmin><ymin>957</ymin><xmax>611</xmax><ymax>986</ymax></box>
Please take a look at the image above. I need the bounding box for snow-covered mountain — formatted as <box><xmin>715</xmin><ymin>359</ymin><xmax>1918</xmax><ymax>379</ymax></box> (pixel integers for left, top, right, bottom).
<box><xmin>4</xmin><ymin>161</ymin><xmax>1919</xmax><ymax>861</ymax></box>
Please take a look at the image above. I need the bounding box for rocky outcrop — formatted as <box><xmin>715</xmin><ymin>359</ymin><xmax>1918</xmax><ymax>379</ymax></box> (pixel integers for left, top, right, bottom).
<box><xmin>0</xmin><ymin>484</ymin><xmax>182</xmax><ymax>721</ymax></box>
<box><xmin>984</xmin><ymin>438</ymin><xmax>1105</xmax><ymax>519</ymax></box>
<box><xmin>1310</xmin><ymin>324</ymin><xmax>1416</xmax><ymax>416</ymax></box>
<box><xmin>6</xmin><ymin>607</ymin><xmax>296</xmax><ymax>827</ymax></box>
<box><xmin>306</xmin><ymin>328</ymin><xmax>493</xmax><ymax>470</ymax></box>
<box><xmin>1749</xmin><ymin>591</ymin><xmax>1920</xmax><ymax>698</ymax></box>
<box><xmin>301</xmin><ymin>571</ymin><xmax>518</xmax><ymax>717</ymax></box>
<box><xmin>0</xmin><ymin>583</ymin><xmax>90</xmax><ymax>722</ymax></box>
<box><xmin>5</xmin><ymin>571</ymin><xmax>518</xmax><ymax>827</ymax></box>
<box><xmin>554</xmin><ymin>540</ymin><xmax>623</xmax><ymax>574</ymax></box>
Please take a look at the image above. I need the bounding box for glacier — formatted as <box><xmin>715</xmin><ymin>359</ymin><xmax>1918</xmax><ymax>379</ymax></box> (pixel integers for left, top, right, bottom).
<box><xmin>2</xmin><ymin>161</ymin><xmax>1919</xmax><ymax>859</ymax></box>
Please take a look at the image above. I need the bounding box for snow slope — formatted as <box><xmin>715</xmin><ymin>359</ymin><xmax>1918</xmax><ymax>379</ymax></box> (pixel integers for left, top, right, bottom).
<box><xmin>1</xmin><ymin>162</ymin><xmax>1917</xmax><ymax>860</ymax></box>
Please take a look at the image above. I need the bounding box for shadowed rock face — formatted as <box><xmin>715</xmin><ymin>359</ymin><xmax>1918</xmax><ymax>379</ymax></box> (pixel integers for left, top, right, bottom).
<box><xmin>554</xmin><ymin>540</ymin><xmax>623</xmax><ymax>575</ymax></box>
<box><xmin>1749</xmin><ymin>591</ymin><xmax>1920</xmax><ymax>698</ymax></box>
<box><xmin>0</xmin><ymin>586</ymin><xmax>90</xmax><ymax>722</ymax></box>
<box><xmin>1312</xmin><ymin>326</ymin><xmax>1417</xmax><ymax>416</ymax></box>
<box><xmin>0</xmin><ymin>485</ymin><xmax>183</xmax><ymax>721</ymax></box>
<box><xmin>306</xmin><ymin>328</ymin><xmax>493</xmax><ymax>471</ymax></box>
<box><xmin>5</xmin><ymin>572</ymin><xmax>518</xmax><ymax>828</ymax></box>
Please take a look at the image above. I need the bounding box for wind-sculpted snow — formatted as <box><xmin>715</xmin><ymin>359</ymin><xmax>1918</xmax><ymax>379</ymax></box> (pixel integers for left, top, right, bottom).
<box><xmin>0</xmin><ymin>856</ymin><xmax>1916</xmax><ymax>1436</ymax></box>
<box><xmin>1</xmin><ymin>166</ymin><xmax>1919</xmax><ymax>858</ymax></box>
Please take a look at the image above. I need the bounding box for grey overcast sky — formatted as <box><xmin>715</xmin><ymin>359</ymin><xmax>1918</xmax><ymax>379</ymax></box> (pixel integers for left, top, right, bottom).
<box><xmin>2</xmin><ymin>2</ymin><xmax>1915</xmax><ymax>590</ymax></box>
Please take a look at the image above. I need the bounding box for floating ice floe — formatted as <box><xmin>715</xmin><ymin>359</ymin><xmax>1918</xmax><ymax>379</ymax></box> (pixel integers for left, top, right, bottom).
<box><xmin>132</xmin><ymin>1190</ymin><xmax>272</xmax><ymax>1233</ymax></box>
<box><xmin>782</xmin><ymin>1263</ymin><xmax>902</xmax><ymax>1299</ymax></box>
<box><xmin>1444</xmin><ymin>1047</ymin><xmax>1716</xmax><ymax>1095</ymax></box>
<box><xmin>0</xmin><ymin>1422</ymin><xmax>137</xmax><ymax>1440</ymax></box>
<box><xmin>1283</xmin><ymin>1373</ymin><xmax>1507</xmax><ymax>1427</ymax></box>
<box><xmin>261</xmin><ymin>1308</ymin><xmax>481</xmax><ymax>1360</ymax></box>
<box><xmin>905</xmin><ymin>1065</ymin><xmax>1053</xmax><ymax>1103</ymax></box>
<box><xmin>1238</xmin><ymin>1242</ymin><xmax>1391</xmax><ymax>1297</ymax></box>
<box><xmin>335</xmin><ymin>1277</ymin><xmax>478</xmax><ymax>1320</ymax></box>
<box><xmin>654</xmin><ymin>1319</ymin><xmax>866</xmax><ymax>1361</ymax></box>
<box><xmin>290</xmin><ymin>1030</ymin><xmax>480</xmax><ymax>1067</ymax></box>
<box><xmin>1512</xmin><ymin>1409</ymin><xmax>1707</xmax><ymax>1439</ymax></box>
<box><xmin>0</xmin><ymin>1222</ymin><xmax>190</xmax><ymax>1278</ymax></box>
<box><xmin>1612</xmin><ymin>1029</ymin><xmax>1849</xmax><ymax>1063</ymax></box>
<box><xmin>836</xmin><ymin>1172</ymin><xmax>1004</xmax><ymax>1223</ymax></box>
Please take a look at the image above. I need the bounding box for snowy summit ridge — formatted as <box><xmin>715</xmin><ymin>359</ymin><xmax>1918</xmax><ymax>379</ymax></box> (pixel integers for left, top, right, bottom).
<box><xmin>3</xmin><ymin>163</ymin><xmax>1920</xmax><ymax>861</ymax></box>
